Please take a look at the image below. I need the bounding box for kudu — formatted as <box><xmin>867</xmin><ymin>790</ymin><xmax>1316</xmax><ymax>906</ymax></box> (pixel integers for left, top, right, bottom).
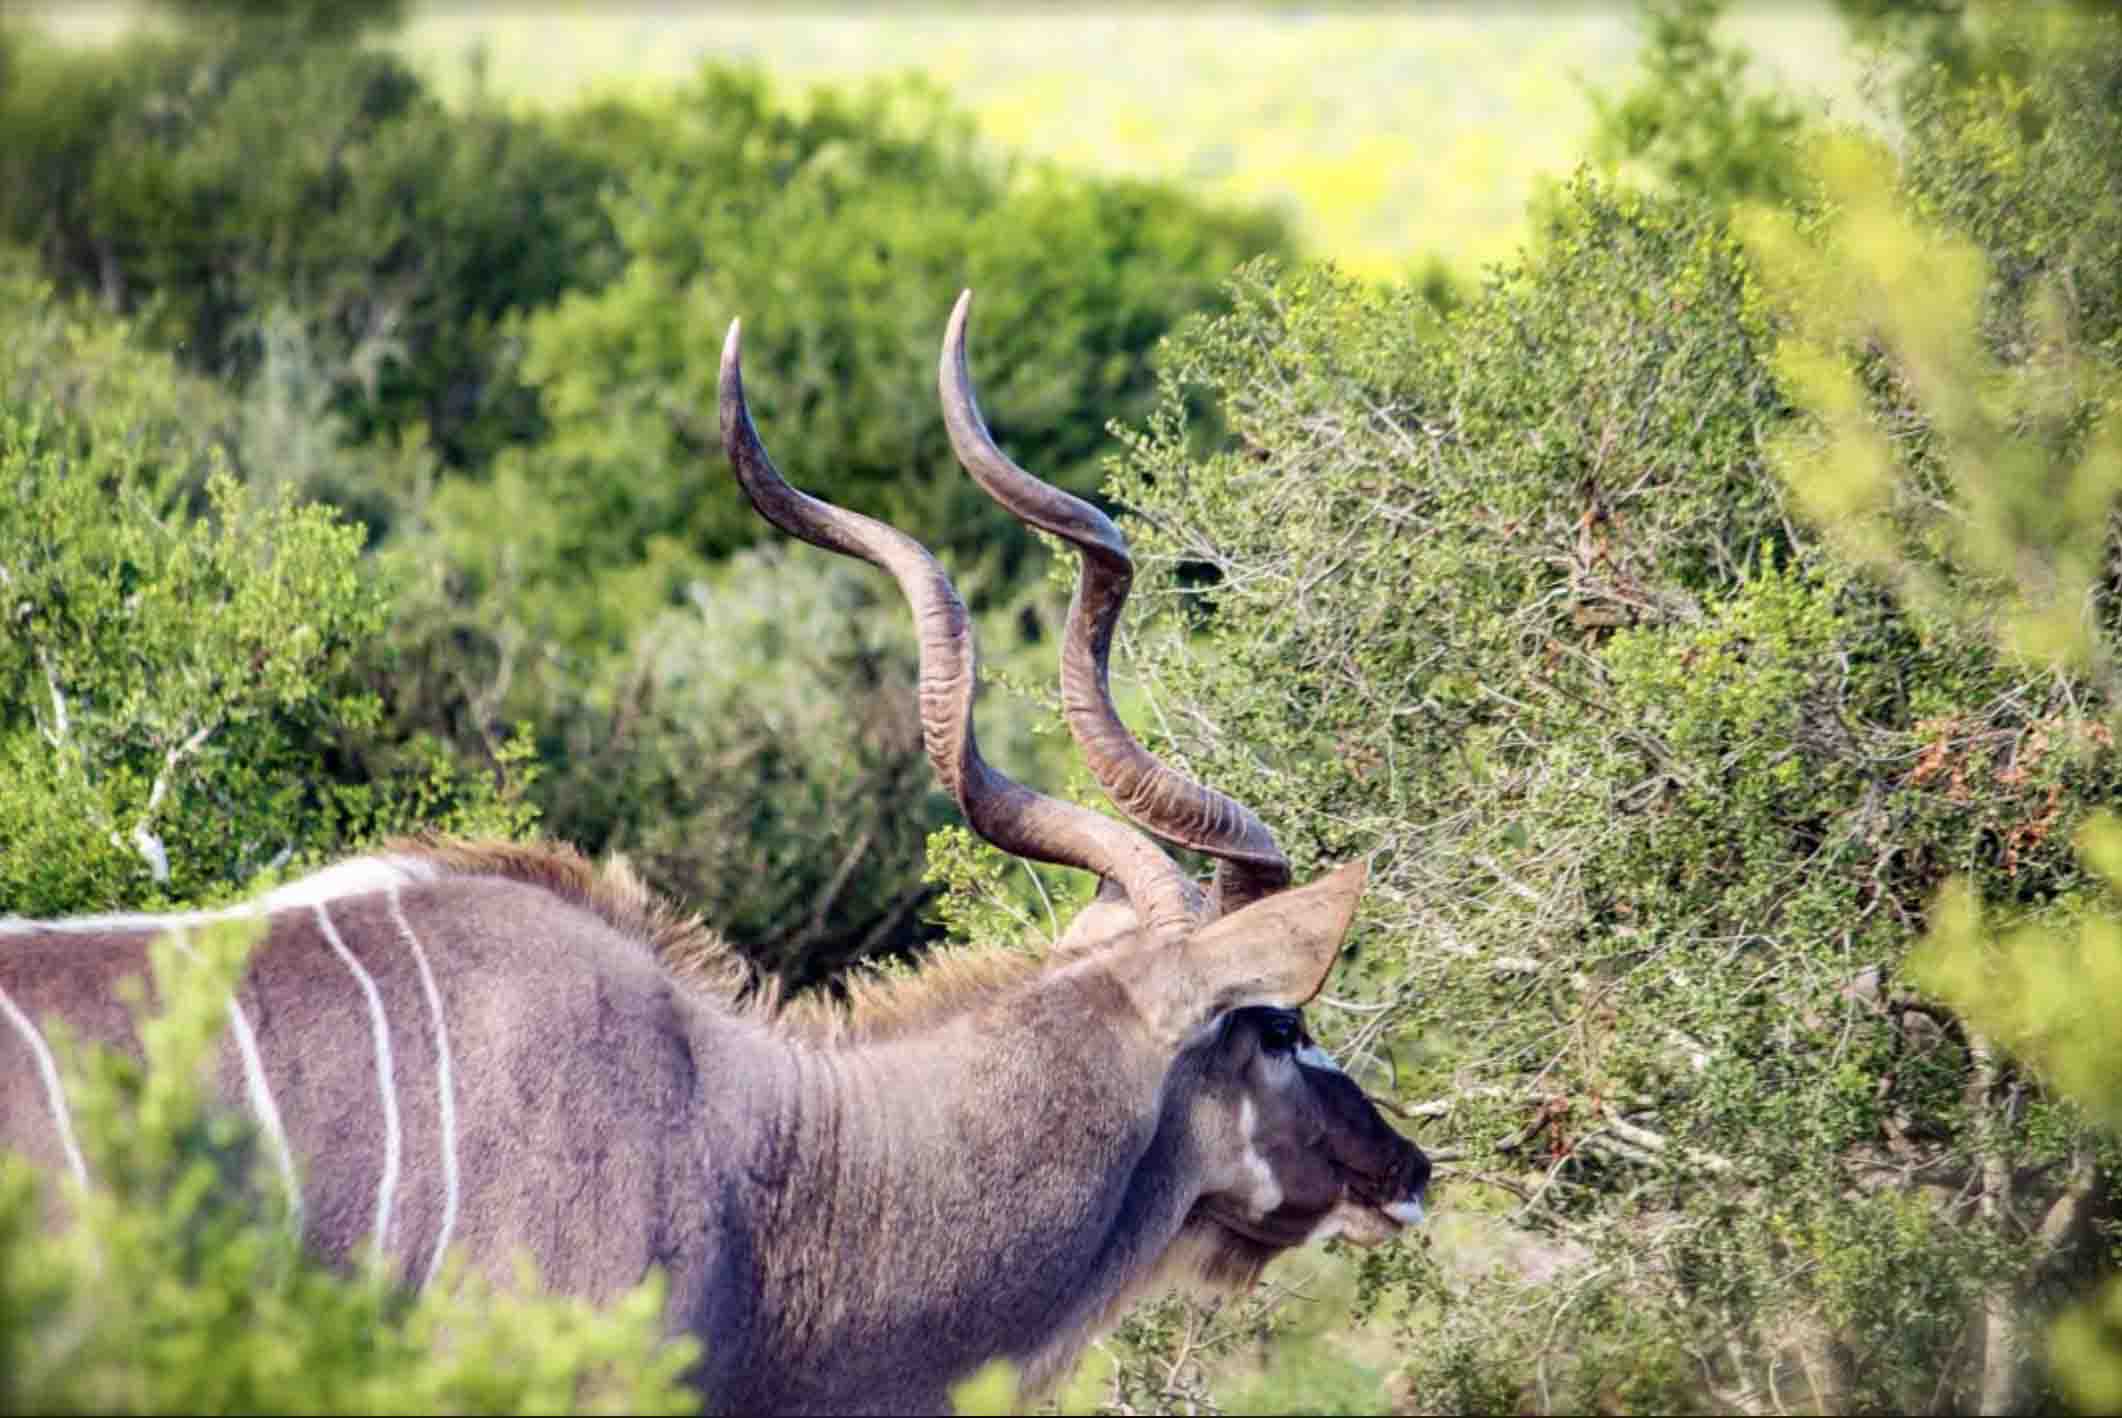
<box><xmin>0</xmin><ymin>292</ymin><xmax>1429</xmax><ymax>1416</ymax></box>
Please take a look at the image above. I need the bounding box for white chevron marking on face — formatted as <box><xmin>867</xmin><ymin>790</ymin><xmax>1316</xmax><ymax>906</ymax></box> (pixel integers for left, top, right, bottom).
<box><xmin>388</xmin><ymin>882</ymin><xmax>460</xmax><ymax>1292</ymax></box>
<box><xmin>0</xmin><ymin>980</ymin><xmax>87</xmax><ymax>1186</ymax></box>
<box><xmin>314</xmin><ymin>901</ymin><xmax>402</xmax><ymax>1255</ymax></box>
<box><xmin>1236</xmin><ymin>1098</ymin><xmax>1284</xmax><ymax>1220</ymax></box>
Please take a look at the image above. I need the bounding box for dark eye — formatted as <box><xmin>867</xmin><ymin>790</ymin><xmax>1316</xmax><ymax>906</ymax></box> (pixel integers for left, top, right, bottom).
<box><xmin>1258</xmin><ymin>1011</ymin><xmax>1301</xmax><ymax>1055</ymax></box>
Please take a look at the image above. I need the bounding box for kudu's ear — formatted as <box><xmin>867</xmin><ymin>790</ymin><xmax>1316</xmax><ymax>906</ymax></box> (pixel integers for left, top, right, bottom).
<box><xmin>1123</xmin><ymin>859</ymin><xmax>1370</xmax><ymax>1047</ymax></box>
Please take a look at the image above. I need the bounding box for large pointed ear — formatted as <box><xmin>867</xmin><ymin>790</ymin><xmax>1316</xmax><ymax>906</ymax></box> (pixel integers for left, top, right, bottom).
<box><xmin>1120</xmin><ymin>859</ymin><xmax>1369</xmax><ymax>1047</ymax></box>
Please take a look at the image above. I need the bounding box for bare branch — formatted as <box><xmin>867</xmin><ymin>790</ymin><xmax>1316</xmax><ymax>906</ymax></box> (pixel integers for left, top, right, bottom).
<box><xmin>119</xmin><ymin>721</ymin><xmax>216</xmax><ymax>884</ymax></box>
<box><xmin>1968</xmin><ymin>1031</ymin><xmax>2021</xmax><ymax>1416</ymax></box>
<box><xmin>37</xmin><ymin>647</ymin><xmax>71</xmax><ymax>751</ymax></box>
<box><xmin>1599</xmin><ymin>1102</ymin><xmax>1735</xmax><ymax>1176</ymax></box>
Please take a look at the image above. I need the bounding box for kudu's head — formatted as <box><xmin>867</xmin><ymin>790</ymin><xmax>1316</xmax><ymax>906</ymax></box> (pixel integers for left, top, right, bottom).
<box><xmin>719</xmin><ymin>291</ymin><xmax>1428</xmax><ymax>1286</ymax></box>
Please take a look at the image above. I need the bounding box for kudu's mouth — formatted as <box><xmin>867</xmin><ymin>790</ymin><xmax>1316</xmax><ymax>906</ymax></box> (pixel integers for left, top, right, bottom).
<box><xmin>1197</xmin><ymin>1196</ymin><xmax>1422</xmax><ymax>1252</ymax></box>
<box><xmin>1322</xmin><ymin>1151</ymin><xmax>1431</xmax><ymax>1244</ymax></box>
<box><xmin>1197</xmin><ymin>1162</ymin><xmax>1428</xmax><ymax>1252</ymax></box>
<box><xmin>1322</xmin><ymin>1179</ymin><xmax>1428</xmax><ymax>1247</ymax></box>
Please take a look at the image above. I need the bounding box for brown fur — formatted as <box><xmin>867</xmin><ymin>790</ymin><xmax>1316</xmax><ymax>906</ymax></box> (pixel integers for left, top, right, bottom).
<box><xmin>769</xmin><ymin>944</ymin><xmax>1053</xmax><ymax>1047</ymax></box>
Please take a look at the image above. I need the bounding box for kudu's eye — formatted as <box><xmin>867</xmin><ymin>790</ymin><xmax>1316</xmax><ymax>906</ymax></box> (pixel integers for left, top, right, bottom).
<box><xmin>1257</xmin><ymin>1011</ymin><xmax>1302</xmax><ymax>1056</ymax></box>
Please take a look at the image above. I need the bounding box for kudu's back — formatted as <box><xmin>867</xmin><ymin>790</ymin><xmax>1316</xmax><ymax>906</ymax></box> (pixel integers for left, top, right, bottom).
<box><xmin>1</xmin><ymin>862</ymin><xmax>727</xmax><ymax>1306</ymax></box>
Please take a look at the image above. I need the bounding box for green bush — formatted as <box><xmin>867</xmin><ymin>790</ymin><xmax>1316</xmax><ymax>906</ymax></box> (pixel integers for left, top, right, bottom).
<box><xmin>1092</xmin><ymin>158</ymin><xmax>2119</xmax><ymax>1410</ymax></box>
<box><xmin>0</xmin><ymin>245</ymin><xmax>686</xmax><ymax>1413</ymax></box>
<box><xmin>1588</xmin><ymin>0</ymin><xmax>1813</xmax><ymax>211</ymax></box>
<box><xmin>1058</xmin><ymin>12</ymin><xmax>2122</xmax><ymax>1406</ymax></box>
<box><xmin>372</xmin><ymin>65</ymin><xmax>1292</xmax><ymax>979</ymax></box>
<box><xmin>471</xmin><ymin>65</ymin><xmax>1293</xmax><ymax>654</ymax></box>
<box><xmin>1751</xmin><ymin>95</ymin><xmax>2122</xmax><ymax>1418</ymax></box>
<box><xmin>151</xmin><ymin>0</ymin><xmax>407</xmax><ymax>43</ymax></box>
<box><xmin>1890</xmin><ymin>7</ymin><xmax>2122</xmax><ymax>371</ymax></box>
<box><xmin>0</xmin><ymin>14</ymin><xmax>620</xmax><ymax>476</ymax></box>
<box><xmin>526</xmin><ymin>546</ymin><xmax>975</xmax><ymax>992</ymax></box>
<box><xmin>0</xmin><ymin>256</ymin><xmax>532</xmax><ymax>919</ymax></box>
<box><xmin>0</xmin><ymin>914</ymin><xmax>696</xmax><ymax>1414</ymax></box>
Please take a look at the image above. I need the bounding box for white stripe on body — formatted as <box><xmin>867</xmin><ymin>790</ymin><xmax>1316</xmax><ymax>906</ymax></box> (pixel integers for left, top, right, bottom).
<box><xmin>387</xmin><ymin>881</ymin><xmax>460</xmax><ymax>1292</ymax></box>
<box><xmin>0</xmin><ymin>980</ymin><xmax>88</xmax><ymax>1186</ymax></box>
<box><xmin>166</xmin><ymin>927</ymin><xmax>306</xmax><ymax>1238</ymax></box>
<box><xmin>313</xmin><ymin>901</ymin><xmax>403</xmax><ymax>1256</ymax></box>
<box><xmin>0</xmin><ymin>904</ymin><xmax>240</xmax><ymax>937</ymax></box>
<box><xmin>0</xmin><ymin>857</ymin><xmax>457</xmax><ymax>1261</ymax></box>
<box><xmin>222</xmin><ymin>994</ymin><xmax>306</xmax><ymax>1237</ymax></box>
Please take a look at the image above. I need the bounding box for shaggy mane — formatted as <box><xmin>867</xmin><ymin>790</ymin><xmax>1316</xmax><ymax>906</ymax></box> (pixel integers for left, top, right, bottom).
<box><xmin>385</xmin><ymin>835</ymin><xmax>749</xmax><ymax>1002</ymax></box>
<box><xmin>769</xmin><ymin>944</ymin><xmax>1053</xmax><ymax>1047</ymax></box>
<box><xmin>387</xmin><ymin>836</ymin><xmax>1057</xmax><ymax>1047</ymax></box>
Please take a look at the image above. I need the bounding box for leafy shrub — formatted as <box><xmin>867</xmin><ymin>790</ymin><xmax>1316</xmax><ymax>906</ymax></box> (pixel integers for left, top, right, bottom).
<box><xmin>1889</xmin><ymin>5</ymin><xmax>2122</xmax><ymax>371</ymax></box>
<box><xmin>1588</xmin><ymin>0</ymin><xmax>1813</xmax><ymax>210</ymax></box>
<box><xmin>153</xmin><ymin>0</ymin><xmax>407</xmax><ymax>42</ymax></box>
<box><xmin>0</xmin><ymin>256</ymin><xmax>532</xmax><ymax>919</ymax></box>
<box><xmin>0</xmin><ymin>13</ymin><xmax>621</xmax><ymax>475</ymax></box>
<box><xmin>1752</xmin><ymin>97</ymin><xmax>2122</xmax><ymax>1418</ymax></box>
<box><xmin>1092</xmin><ymin>153</ymin><xmax>2119</xmax><ymax>1409</ymax></box>
<box><xmin>371</xmin><ymin>65</ymin><xmax>1292</xmax><ymax>979</ymax></box>
<box><xmin>532</xmin><ymin>546</ymin><xmax>961</xmax><ymax>991</ymax></box>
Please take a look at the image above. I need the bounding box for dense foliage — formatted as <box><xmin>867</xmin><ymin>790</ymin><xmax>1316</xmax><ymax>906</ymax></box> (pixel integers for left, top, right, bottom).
<box><xmin>1030</xmin><ymin>3</ymin><xmax>2122</xmax><ymax>1410</ymax></box>
<box><xmin>0</xmin><ymin>254</ymin><xmax>534</xmax><ymax>918</ymax></box>
<box><xmin>394</xmin><ymin>67</ymin><xmax>1287</xmax><ymax>977</ymax></box>
<box><xmin>0</xmin><ymin>19</ymin><xmax>617</xmax><ymax>476</ymax></box>
<box><xmin>493</xmin><ymin>67</ymin><xmax>1290</xmax><ymax>639</ymax></box>
<box><xmin>0</xmin><ymin>0</ymin><xmax>1290</xmax><ymax>980</ymax></box>
<box><xmin>0</xmin><ymin>246</ymin><xmax>682</xmax><ymax>1408</ymax></box>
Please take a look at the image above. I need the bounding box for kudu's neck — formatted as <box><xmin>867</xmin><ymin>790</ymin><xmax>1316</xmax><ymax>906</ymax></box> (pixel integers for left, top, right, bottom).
<box><xmin>728</xmin><ymin>970</ymin><xmax>1197</xmax><ymax>1411</ymax></box>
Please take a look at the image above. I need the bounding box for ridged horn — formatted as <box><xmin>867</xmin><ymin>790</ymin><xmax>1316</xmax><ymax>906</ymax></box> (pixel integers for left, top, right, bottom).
<box><xmin>938</xmin><ymin>289</ymin><xmax>1292</xmax><ymax>915</ymax></box>
<box><xmin>719</xmin><ymin>318</ymin><xmax>1202</xmax><ymax>942</ymax></box>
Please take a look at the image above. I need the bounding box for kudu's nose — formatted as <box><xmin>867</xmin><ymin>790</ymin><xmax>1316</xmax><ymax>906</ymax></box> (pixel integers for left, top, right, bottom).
<box><xmin>1400</xmin><ymin>1144</ymin><xmax>1433</xmax><ymax>1208</ymax></box>
<box><xmin>1313</xmin><ymin>1067</ymin><xmax>1431</xmax><ymax>1215</ymax></box>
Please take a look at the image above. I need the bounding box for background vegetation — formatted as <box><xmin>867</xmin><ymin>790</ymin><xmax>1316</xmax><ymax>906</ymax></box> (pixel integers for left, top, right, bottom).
<box><xmin>3</xmin><ymin>0</ymin><xmax>2120</xmax><ymax>1412</ymax></box>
